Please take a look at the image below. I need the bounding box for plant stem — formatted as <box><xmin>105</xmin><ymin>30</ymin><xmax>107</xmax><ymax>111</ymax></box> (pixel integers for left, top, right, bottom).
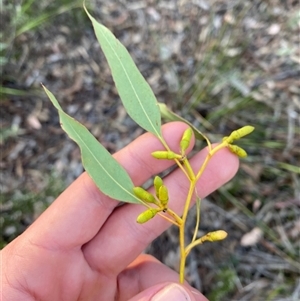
<box><xmin>179</xmin><ymin>223</ymin><xmax>187</xmax><ymax>283</ymax></box>
<box><xmin>178</xmin><ymin>143</ymin><xmax>229</xmax><ymax>283</ymax></box>
<box><xmin>185</xmin><ymin>237</ymin><xmax>205</xmax><ymax>257</ymax></box>
<box><xmin>166</xmin><ymin>208</ymin><xmax>182</xmax><ymax>225</ymax></box>
<box><xmin>179</xmin><ymin>180</ymin><xmax>196</xmax><ymax>283</ymax></box>
<box><xmin>158</xmin><ymin>212</ymin><xmax>180</xmax><ymax>226</ymax></box>
<box><xmin>169</xmin><ymin>141</ymin><xmax>230</xmax><ymax>283</ymax></box>
<box><xmin>174</xmin><ymin>158</ymin><xmax>190</xmax><ymax>180</ymax></box>
<box><xmin>192</xmin><ymin>195</ymin><xmax>201</xmax><ymax>243</ymax></box>
<box><xmin>182</xmin><ymin>157</ymin><xmax>196</xmax><ymax>181</ymax></box>
<box><xmin>195</xmin><ymin>142</ymin><xmax>227</xmax><ymax>181</ymax></box>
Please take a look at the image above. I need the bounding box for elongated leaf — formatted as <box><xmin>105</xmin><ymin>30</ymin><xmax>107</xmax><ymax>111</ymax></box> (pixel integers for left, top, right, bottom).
<box><xmin>84</xmin><ymin>7</ymin><xmax>162</xmax><ymax>138</ymax></box>
<box><xmin>43</xmin><ymin>85</ymin><xmax>141</xmax><ymax>204</ymax></box>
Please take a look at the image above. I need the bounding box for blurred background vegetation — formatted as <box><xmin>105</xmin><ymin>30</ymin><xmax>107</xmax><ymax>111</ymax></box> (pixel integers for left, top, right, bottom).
<box><xmin>1</xmin><ymin>0</ymin><xmax>299</xmax><ymax>300</ymax></box>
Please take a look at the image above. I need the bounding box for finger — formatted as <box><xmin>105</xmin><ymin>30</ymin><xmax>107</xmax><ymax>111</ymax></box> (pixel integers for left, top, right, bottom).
<box><xmin>127</xmin><ymin>284</ymin><xmax>206</xmax><ymax>301</ymax></box>
<box><xmin>119</xmin><ymin>254</ymin><xmax>208</xmax><ymax>301</ymax></box>
<box><xmin>25</xmin><ymin>122</ymin><xmax>194</xmax><ymax>250</ymax></box>
<box><xmin>83</xmin><ymin>146</ymin><xmax>239</xmax><ymax>274</ymax></box>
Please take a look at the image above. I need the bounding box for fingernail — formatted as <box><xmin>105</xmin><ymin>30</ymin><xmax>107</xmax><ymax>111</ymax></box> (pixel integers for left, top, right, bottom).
<box><xmin>151</xmin><ymin>283</ymin><xmax>191</xmax><ymax>301</ymax></box>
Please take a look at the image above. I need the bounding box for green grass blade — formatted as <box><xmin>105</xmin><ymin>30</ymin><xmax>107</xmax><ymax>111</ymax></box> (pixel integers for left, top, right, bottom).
<box><xmin>85</xmin><ymin>7</ymin><xmax>162</xmax><ymax>138</ymax></box>
<box><xmin>43</xmin><ymin>85</ymin><xmax>141</xmax><ymax>204</ymax></box>
<box><xmin>16</xmin><ymin>2</ymin><xmax>81</xmax><ymax>37</ymax></box>
<box><xmin>277</xmin><ymin>162</ymin><xmax>300</xmax><ymax>174</ymax></box>
<box><xmin>0</xmin><ymin>86</ymin><xmax>35</xmax><ymax>98</ymax></box>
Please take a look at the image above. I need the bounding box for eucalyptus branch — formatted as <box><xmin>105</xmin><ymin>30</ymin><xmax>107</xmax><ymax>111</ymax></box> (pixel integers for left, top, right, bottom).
<box><xmin>46</xmin><ymin>8</ymin><xmax>255</xmax><ymax>285</ymax></box>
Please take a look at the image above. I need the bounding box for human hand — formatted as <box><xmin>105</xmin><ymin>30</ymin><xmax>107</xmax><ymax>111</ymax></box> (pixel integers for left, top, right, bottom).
<box><xmin>2</xmin><ymin>122</ymin><xmax>239</xmax><ymax>301</ymax></box>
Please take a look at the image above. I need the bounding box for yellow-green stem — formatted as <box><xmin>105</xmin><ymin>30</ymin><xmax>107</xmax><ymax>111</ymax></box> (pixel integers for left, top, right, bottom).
<box><xmin>192</xmin><ymin>195</ymin><xmax>201</xmax><ymax>243</ymax></box>
<box><xmin>158</xmin><ymin>136</ymin><xmax>170</xmax><ymax>150</ymax></box>
<box><xmin>182</xmin><ymin>157</ymin><xmax>196</xmax><ymax>181</ymax></box>
<box><xmin>157</xmin><ymin>212</ymin><xmax>180</xmax><ymax>226</ymax></box>
<box><xmin>179</xmin><ymin>143</ymin><xmax>229</xmax><ymax>282</ymax></box>
<box><xmin>195</xmin><ymin>142</ymin><xmax>228</xmax><ymax>181</ymax></box>
<box><xmin>166</xmin><ymin>208</ymin><xmax>182</xmax><ymax>225</ymax></box>
<box><xmin>179</xmin><ymin>224</ymin><xmax>187</xmax><ymax>283</ymax></box>
<box><xmin>179</xmin><ymin>180</ymin><xmax>196</xmax><ymax>283</ymax></box>
<box><xmin>174</xmin><ymin>158</ymin><xmax>190</xmax><ymax>180</ymax></box>
<box><xmin>185</xmin><ymin>237</ymin><xmax>205</xmax><ymax>257</ymax></box>
<box><xmin>160</xmin><ymin>139</ymin><xmax>230</xmax><ymax>283</ymax></box>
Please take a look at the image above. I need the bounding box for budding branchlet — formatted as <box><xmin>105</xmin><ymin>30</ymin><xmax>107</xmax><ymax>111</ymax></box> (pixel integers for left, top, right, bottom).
<box><xmin>222</xmin><ymin>126</ymin><xmax>254</xmax><ymax>158</ymax></box>
<box><xmin>136</xmin><ymin>122</ymin><xmax>254</xmax><ymax>284</ymax></box>
<box><xmin>133</xmin><ymin>177</ymin><xmax>170</xmax><ymax>224</ymax></box>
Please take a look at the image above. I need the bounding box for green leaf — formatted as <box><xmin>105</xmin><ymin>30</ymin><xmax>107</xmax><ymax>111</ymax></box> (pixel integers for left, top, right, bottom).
<box><xmin>43</xmin><ymin>85</ymin><xmax>141</xmax><ymax>204</ymax></box>
<box><xmin>84</xmin><ymin>7</ymin><xmax>162</xmax><ymax>138</ymax></box>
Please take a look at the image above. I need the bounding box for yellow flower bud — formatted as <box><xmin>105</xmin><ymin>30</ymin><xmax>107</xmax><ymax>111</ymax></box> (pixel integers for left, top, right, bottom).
<box><xmin>204</xmin><ymin>230</ymin><xmax>228</xmax><ymax>242</ymax></box>
<box><xmin>151</xmin><ymin>151</ymin><xmax>182</xmax><ymax>160</ymax></box>
<box><xmin>154</xmin><ymin>176</ymin><xmax>163</xmax><ymax>198</ymax></box>
<box><xmin>228</xmin><ymin>144</ymin><xmax>247</xmax><ymax>158</ymax></box>
<box><xmin>158</xmin><ymin>185</ymin><xmax>169</xmax><ymax>206</ymax></box>
<box><xmin>133</xmin><ymin>187</ymin><xmax>157</xmax><ymax>203</ymax></box>
<box><xmin>136</xmin><ymin>208</ymin><xmax>159</xmax><ymax>224</ymax></box>
<box><xmin>180</xmin><ymin>127</ymin><xmax>193</xmax><ymax>153</ymax></box>
<box><xmin>227</xmin><ymin>125</ymin><xmax>255</xmax><ymax>143</ymax></box>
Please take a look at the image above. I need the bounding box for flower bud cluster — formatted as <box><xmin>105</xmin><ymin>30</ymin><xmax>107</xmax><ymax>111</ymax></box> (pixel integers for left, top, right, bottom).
<box><xmin>223</xmin><ymin>125</ymin><xmax>254</xmax><ymax>158</ymax></box>
<box><xmin>134</xmin><ymin>176</ymin><xmax>169</xmax><ymax>224</ymax></box>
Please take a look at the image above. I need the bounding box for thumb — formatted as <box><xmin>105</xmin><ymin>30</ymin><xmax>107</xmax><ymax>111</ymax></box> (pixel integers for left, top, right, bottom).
<box><xmin>128</xmin><ymin>282</ymin><xmax>208</xmax><ymax>301</ymax></box>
